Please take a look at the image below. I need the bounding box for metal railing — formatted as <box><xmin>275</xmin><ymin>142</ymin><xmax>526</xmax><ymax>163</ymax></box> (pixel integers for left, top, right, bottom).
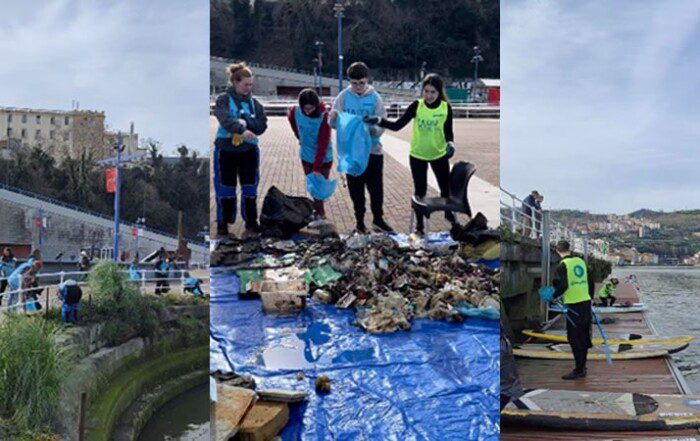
<box><xmin>0</xmin><ymin>268</ymin><xmax>209</xmax><ymax>314</ymax></box>
<box><xmin>500</xmin><ymin>187</ymin><xmax>614</xmax><ymax>284</ymax></box>
<box><xmin>0</xmin><ymin>182</ymin><xmax>206</xmax><ymax>246</ymax></box>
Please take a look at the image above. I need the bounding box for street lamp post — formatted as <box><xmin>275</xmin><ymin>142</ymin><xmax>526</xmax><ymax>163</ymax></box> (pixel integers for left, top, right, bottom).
<box><xmin>113</xmin><ymin>132</ymin><xmax>125</xmax><ymax>262</ymax></box>
<box><xmin>470</xmin><ymin>46</ymin><xmax>484</xmax><ymax>103</ymax></box>
<box><xmin>334</xmin><ymin>1</ymin><xmax>345</xmax><ymax>93</ymax></box>
<box><xmin>315</xmin><ymin>40</ymin><xmax>324</xmax><ymax>96</ymax></box>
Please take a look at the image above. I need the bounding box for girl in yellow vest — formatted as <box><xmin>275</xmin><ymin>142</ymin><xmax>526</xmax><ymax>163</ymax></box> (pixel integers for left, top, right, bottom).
<box><xmin>364</xmin><ymin>74</ymin><xmax>455</xmax><ymax>235</ymax></box>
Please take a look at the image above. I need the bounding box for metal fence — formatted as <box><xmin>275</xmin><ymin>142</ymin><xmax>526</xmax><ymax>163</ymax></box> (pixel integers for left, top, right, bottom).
<box><xmin>0</xmin><ymin>267</ymin><xmax>209</xmax><ymax>314</ymax></box>
<box><xmin>500</xmin><ymin>187</ymin><xmax>613</xmax><ymax>286</ymax></box>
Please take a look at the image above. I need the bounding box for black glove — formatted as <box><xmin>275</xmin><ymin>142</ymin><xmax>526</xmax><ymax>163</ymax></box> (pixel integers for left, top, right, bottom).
<box><xmin>446</xmin><ymin>142</ymin><xmax>455</xmax><ymax>159</ymax></box>
<box><xmin>363</xmin><ymin>115</ymin><xmax>381</xmax><ymax>125</ymax></box>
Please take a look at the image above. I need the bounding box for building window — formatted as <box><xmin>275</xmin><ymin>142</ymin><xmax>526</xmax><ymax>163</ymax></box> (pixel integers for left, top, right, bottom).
<box><xmin>21</xmin><ymin>114</ymin><xmax>27</xmax><ymax>123</ymax></box>
<box><xmin>50</xmin><ymin>130</ymin><xmax>55</xmax><ymax>140</ymax></box>
<box><xmin>64</xmin><ymin>116</ymin><xmax>70</xmax><ymax>125</ymax></box>
<box><xmin>6</xmin><ymin>128</ymin><xmax>12</xmax><ymax>137</ymax></box>
<box><xmin>36</xmin><ymin>115</ymin><xmax>41</xmax><ymax>124</ymax></box>
<box><xmin>21</xmin><ymin>129</ymin><xmax>27</xmax><ymax>138</ymax></box>
<box><xmin>36</xmin><ymin>129</ymin><xmax>41</xmax><ymax>138</ymax></box>
<box><xmin>50</xmin><ymin>116</ymin><xmax>56</xmax><ymax>124</ymax></box>
<box><xmin>7</xmin><ymin>114</ymin><xmax>11</xmax><ymax>123</ymax></box>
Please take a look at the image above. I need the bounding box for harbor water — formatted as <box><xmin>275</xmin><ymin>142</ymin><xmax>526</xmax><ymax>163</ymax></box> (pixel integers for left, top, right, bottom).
<box><xmin>137</xmin><ymin>383</ymin><xmax>210</xmax><ymax>441</ymax></box>
<box><xmin>612</xmin><ymin>266</ymin><xmax>700</xmax><ymax>392</ymax></box>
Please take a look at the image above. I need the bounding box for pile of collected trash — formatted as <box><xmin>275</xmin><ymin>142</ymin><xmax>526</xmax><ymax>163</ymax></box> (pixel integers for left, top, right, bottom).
<box><xmin>214</xmin><ymin>233</ymin><xmax>500</xmax><ymax>334</ymax></box>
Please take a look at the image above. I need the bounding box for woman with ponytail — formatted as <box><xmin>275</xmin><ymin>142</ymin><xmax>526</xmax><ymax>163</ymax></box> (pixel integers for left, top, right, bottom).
<box><xmin>213</xmin><ymin>62</ymin><xmax>268</xmax><ymax>237</ymax></box>
<box><xmin>363</xmin><ymin>74</ymin><xmax>456</xmax><ymax>236</ymax></box>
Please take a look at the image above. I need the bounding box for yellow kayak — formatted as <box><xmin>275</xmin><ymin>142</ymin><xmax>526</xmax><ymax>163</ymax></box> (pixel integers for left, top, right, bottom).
<box><xmin>522</xmin><ymin>329</ymin><xmax>694</xmax><ymax>346</ymax></box>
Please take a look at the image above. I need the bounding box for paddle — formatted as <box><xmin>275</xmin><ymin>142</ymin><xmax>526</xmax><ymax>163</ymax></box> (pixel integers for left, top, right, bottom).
<box><xmin>591</xmin><ymin>307</ymin><xmax>613</xmax><ymax>365</ymax></box>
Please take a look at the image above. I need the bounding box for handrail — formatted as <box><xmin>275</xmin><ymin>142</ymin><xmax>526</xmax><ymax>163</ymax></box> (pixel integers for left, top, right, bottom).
<box><xmin>0</xmin><ymin>269</ymin><xmax>210</xmax><ymax>313</ymax></box>
<box><xmin>500</xmin><ymin>187</ymin><xmax>612</xmax><ymax>263</ymax></box>
<box><xmin>0</xmin><ymin>182</ymin><xmax>206</xmax><ymax>246</ymax></box>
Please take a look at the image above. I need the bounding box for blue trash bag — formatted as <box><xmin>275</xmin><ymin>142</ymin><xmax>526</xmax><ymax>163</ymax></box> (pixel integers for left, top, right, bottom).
<box><xmin>335</xmin><ymin>112</ymin><xmax>372</xmax><ymax>176</ymax></box>
<box><xmin>306</xmin><ymin>173</ymin><xmax>337</xmax><ymax>201</ymax></box>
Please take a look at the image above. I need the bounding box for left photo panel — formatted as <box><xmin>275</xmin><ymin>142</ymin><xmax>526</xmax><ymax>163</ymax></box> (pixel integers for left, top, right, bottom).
<box><xmin>0</xmin><ymin>2</ymin><xmax>211</xmax><ymax>440</ymax></box>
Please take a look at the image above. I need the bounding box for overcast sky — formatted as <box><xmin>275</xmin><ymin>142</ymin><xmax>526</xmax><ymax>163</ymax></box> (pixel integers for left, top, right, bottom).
<box><xmin>502</xmin><ymin>1</ymin><xmax>700</xmax><ymax>214</ymax></box>
<box><xmin>0</xmin><ymin>1</ymin><xmax>209</xmax><ymax>155</ymax></box>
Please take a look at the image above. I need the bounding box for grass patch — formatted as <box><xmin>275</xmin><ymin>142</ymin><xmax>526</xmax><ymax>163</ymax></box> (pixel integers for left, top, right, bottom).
<box><xmin>0</xmin><ymin>316</ymin><xmax>77</xmax><ymax>434</ymax></box>
<box><xmin>82</xmin><ymin>261</ymin><xmax>163</xmax><ymax>346</ymax></box>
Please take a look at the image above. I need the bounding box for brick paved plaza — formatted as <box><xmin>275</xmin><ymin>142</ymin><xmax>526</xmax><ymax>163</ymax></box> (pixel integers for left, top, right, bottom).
<box><xmin>210</xmin><ymin>117</ymin><xmax>499</xmax><ymax>237</ymax></box>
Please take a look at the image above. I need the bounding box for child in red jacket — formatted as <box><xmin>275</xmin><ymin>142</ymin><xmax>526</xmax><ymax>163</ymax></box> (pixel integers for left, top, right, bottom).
<box><xmin>287</xmin><ymin>88</ymin><xmax>333</xmax><ymax>218</ymax></box>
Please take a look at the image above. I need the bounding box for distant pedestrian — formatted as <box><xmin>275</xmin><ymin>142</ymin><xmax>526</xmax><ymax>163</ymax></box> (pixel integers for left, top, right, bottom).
<box><xmin>329</xmin><ymin>61</ymin><xmax>394</xmax><ymax>234</ymax></box>
<box><xmin>129</xmin><ymin>258</ymin><xmax>141</xmax><ymax>281</ymax></box>
<box><xmin>366</xmin><ymin>73</ymin><xmax>456</xmax><ymax>236</ymax></box>
<box><xmin>58</xmin><ymin>279</ymin><xmax>82</xmax><ymax>324</ymax></box>
<box><xmin>154</xmin><ymin>255</ymin><xmax>170</xmax><ymax>295</ymax></box>
<box><xmin>0</xmin><ymin>247</ymin><xmax>17</xmax><ymax>305</ymax></box>
<box><xmin>521</xmin><ymin>191</ymin><xmax>543</xmax><ymax>238</ymax></box>
<box><xmin>213</xmin><ymin>62</ymin><xmax>268</xmax><ymax>238</ymax></box>
<box><xmin>287</xmin><ymin>88</ymin><xmax>333</xmax><ymax>219</ymax></box>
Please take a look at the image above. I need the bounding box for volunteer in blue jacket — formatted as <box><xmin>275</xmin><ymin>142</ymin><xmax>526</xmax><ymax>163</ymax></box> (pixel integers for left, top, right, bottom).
<box><xmin>287</xmin><ymin>88</ymin><xmax>333</xmax><ymax>219</ymax></box>
<box><xmin>330</xmin><ymin>62</ymin><xmax>394</xmax><ymax>234</ymax></box>
<box><xmin>6</xmin><ymin>251</ymin><xmax>40</xmax><ymax>312</ymax></box>
<box><xmin>0</xmin><ymin>247</ymin><xmax>17</xmax><ymax>304</ymax></box>
<box><xmin>213</xmin><ymin>62</ymin><xmax>268</xmax><ymax>238</ymax></box>
<box><xmin>365</xmin><ymin>74</ymin><xmax>455</xmax><ymax>236</ymax></box>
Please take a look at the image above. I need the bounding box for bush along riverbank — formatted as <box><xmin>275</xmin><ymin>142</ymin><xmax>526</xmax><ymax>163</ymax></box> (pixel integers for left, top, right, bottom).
<box><xmin>0</xmin><ymin>261</ymin><xmax>208</xmax><ymax>440</ymax></box>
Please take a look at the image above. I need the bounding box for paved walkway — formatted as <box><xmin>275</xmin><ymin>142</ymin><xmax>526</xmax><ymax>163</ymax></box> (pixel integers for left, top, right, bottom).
<box><xmin>210</xmin><ymin>117</ymin><xmax>499</xmax><ymax>237</ymax></box>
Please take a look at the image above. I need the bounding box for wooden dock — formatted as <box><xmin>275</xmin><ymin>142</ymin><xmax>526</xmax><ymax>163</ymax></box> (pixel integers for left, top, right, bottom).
<box><xmin>502</xmin><ymin>283</ymin><xmax>700</xmax><ymax>440</ymax></box>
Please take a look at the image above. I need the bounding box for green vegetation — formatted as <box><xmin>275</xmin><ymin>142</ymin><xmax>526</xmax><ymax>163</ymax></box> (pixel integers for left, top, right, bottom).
<box><xmin>0</xmin><ymin>316</ymin><xmax>77</xmax><ymax>437</ymax></box>
<box><xmin>0</xmin><ymin>143</ymin><xmax>208</xmax><ymax>239</ymax></box>
<box><xmin>85</xmin><ymin>261</ymin><xmax>162</xmax><ymax>346</ymax></box>
<box><xmin>211</xmin><ymin>0</ymin><xmax>499</xmax><ymax>80</ymax></box>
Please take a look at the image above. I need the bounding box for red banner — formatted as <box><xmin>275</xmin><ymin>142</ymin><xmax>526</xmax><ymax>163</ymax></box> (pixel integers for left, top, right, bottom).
<box><xmin>106</xmin><ymin>168</ymin><xmax>117</xmax><ymax>193</ymax></box>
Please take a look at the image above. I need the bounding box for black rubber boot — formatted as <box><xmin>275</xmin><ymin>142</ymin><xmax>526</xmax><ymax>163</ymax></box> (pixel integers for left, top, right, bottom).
<box><xmin>242</xmin><ymin>197</ymin><xmax>259</xmax><ymax>230</ymax></box>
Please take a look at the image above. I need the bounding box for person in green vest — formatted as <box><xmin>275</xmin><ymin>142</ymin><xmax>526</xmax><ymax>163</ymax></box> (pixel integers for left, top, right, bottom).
<box><xmin>598</xmin><ymin>277</ymin><xmax>619</xmax><ymax>306</ymax></box>
<box><xmin>363</xmin><ymin>73</ymin><xmax>455</xmax><ymax>236</ymax></box>
<box><xmin>550</xmin><ymin>240</ymin><xmax>595</xmax><ymax>379</ymax></box>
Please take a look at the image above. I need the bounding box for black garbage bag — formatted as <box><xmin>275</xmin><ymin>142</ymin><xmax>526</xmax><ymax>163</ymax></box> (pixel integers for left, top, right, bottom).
<box><xmin>450</xmin><ymin>212</ymin><xmax>501</xmax><ymax>244</ymax></box>
<box><xmin>260</xmin><ymin>186</ymin><xmax>315</xmax><ymax>238</ymax></box>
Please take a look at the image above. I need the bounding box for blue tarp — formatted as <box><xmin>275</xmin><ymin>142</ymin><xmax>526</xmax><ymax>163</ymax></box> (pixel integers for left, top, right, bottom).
<box><xmin>335</xmin><ymin>112</ymin><xmax>372</xmax><ymax>177</ymax></box>
<box><xmin>210</xmin><ymin>271</ymin><xmax>500</xmax><ymax>440</ymax></box>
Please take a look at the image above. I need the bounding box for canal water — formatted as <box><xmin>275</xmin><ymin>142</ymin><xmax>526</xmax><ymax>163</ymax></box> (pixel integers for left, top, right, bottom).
<box><xmin>612</xmin><ymin>266</ymin><xmax>700</xmax><ymax>392</ymax></box>
<box><xmin>137</xmin><ymin>383</ymin><xmax>210</xmax><ymax>441</ymax></box>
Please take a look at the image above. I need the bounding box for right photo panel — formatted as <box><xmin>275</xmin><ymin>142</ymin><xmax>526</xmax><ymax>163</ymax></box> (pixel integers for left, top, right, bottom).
<box><xmin>209</xmin><ymin>0</ymin><xmax>501</xmax><ymax>439</ymax></box>
<box><xmin>500</xmin><ymin>1</ymin><xmax>700</xmax><ymax>439</ymax></box>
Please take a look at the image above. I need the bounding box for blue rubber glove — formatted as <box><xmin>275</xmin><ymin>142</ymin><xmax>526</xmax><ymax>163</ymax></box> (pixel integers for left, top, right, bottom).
<box><xmin>446</xmin><ymin>142</ymin><xmax>455</xmax><ymax>159</ymax></box>
<box><xmin>539</xmin><ymin>286</ymin><xmax>555</xmax><ymax>302</ymax></box>
<box><xmin>363</xmin><ymin>115</ymin><xmax>380</xmax><ymax>125</ymax></box>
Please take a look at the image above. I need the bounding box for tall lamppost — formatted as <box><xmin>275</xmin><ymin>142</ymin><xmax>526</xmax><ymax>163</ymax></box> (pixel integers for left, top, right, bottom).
<box><xmin>333</xmin><ymin>1</ymin><xmax>345</xmax><ymax>93</ymax></box>
<box><xmin>470</xmin><ymin>46</ymin><xmax>484</xmax><ymax>103</ymax></box>
<box><xmin>113</xmin><ymin>132</ymin><xmax>125</xmax><ymax>262</ymax></box>
<box><xmin>315</xmin><ymin>39</ymin><xmax>324</xmax><ymax>96</ymax></box>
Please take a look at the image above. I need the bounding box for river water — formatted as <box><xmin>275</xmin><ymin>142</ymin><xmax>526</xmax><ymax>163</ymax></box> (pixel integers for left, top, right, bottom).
<box><xmin>137</xmin><ymin>383</ymin><xmax>210</xmax><ymax>441</ymax></box>
<box><xmin>612</xmin><ymin>266</ymin><xmax>700</xmax><ymax>392</ymax></box>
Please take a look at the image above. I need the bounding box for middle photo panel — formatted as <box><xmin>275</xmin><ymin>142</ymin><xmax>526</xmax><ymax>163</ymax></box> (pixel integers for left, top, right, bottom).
<box><xmin>209</xmin><ymin>1</ymin><xmax>501</xmax><ymax>439</ymax></box>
